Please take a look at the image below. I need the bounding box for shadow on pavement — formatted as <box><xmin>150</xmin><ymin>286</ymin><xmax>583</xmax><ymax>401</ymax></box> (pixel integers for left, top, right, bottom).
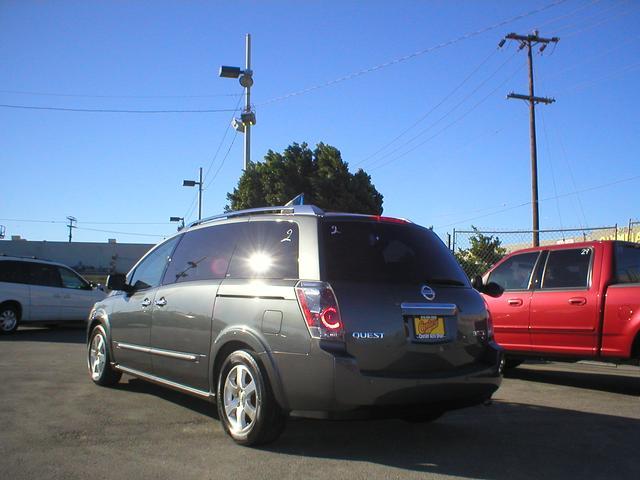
<box><xmin>116</xmin><ymin>377</ymin><xmax>218</xmax><ymax>419</ymax></box>
<box><xmin>0</xmin><ymin>325</ymin><xmax>85</xmax><ymax>344</ymax></box>
<box><xmin>506</xmin><ymin>366</ymin><xmax>640</xmax><ymax>397</ymax></box>
<box><xmin>263</xmin><ymin>401</ymin><xmax>640</xmax><ymax>479</ymax></box>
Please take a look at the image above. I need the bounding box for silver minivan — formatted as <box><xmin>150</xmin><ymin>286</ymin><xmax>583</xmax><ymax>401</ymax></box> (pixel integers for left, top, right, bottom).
<box><xmin>87</xmin><ymin>205</ymin><xmax>501</xmax><ymax>445</ymax></box>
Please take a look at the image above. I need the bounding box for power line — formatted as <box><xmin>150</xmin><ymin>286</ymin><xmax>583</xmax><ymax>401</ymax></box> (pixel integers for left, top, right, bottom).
<box><xmin>0</xmin><ymin>104</ymin><xmax>241</xmax><ymax>114</ymax></box>
<box><xmin>204</xmin><ymin>131</ymin><xmax>240</xmax><ymax>190</ymax></box>
<box><xmin>435</xmin><ymin>174</ymin><xmax>640</xmax><ymax>229</ymax></box>
<box><xmin>370</xmin><ymin>61</ymin><xmax>525</xmax><ymax>172</ymax></box>
<box><xmin>0</xmin><ymin>89</ymin><xmax>242</xmax><ymax>99</ymax></box>
<box><xmin>75</xmin><ymin>226</ymin><xmax>167</xmax><ymax>238</ymax></box>
<box><xmin>562</xmin><ymin>3</ymin><xmax>639</xmax><ymax>38</ymax></box>
<box><xmin>355</xmin><ymin>48</ymin><xmax>498</xmax><ymax>167</ymax></box>
<box><xmin>0</xmin><ymin>218</ymin><xmax>172</xmax><ymax>225</ymax></box>
<box><xmin>202</xmin><ymin>95</ymin><xmax>244</xmax><ymax>182</ymax></box>
<box><xmin>257</xmin><ymin>0</ymin><xmax>569</xmax><ymax>106</ymax></box>
<box><xmin>365</xmin><ymin>52</ymin><xmax>519</xmax><ymax>170</ymax></box>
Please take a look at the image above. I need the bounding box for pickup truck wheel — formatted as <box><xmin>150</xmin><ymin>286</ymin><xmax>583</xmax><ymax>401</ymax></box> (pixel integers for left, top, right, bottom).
<box><xmin>217</xmin><ymin>350</ymin><xmax>286</xmax><ymax>446</ymax></box>
<box><xmin>87</xmin><ymin>325</ymin><xmax>122</xmax><ymax>386</ymax></box>
<box><xmin>0</xmin><ymin>305</ymin><xmax>19</xmax><ymax>334</ymax></box>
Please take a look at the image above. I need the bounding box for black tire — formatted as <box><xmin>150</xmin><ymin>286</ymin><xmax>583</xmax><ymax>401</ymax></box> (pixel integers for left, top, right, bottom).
<box><xmin>402</xmin><ymin>410</ymin><xmax>445</xmax><ymax>423</ymax></box>
<box><xmin>0</xmin><ymin>304</ymin><xmax>19</xmax><ymax>335</ymax></box>
<box><xmin>504</xmin><ymin>357</ymin><xmax>524</xmax><ymax>370</ymax></box>
<box><xmin>216</xmin><ymin>350</ymin><xmax>286</xmax><ymax>446</ymax></box>
<box><xmin>87</xmin><ymin>325</ymin><xmax>122</xmax><ymax>386</ymax></box>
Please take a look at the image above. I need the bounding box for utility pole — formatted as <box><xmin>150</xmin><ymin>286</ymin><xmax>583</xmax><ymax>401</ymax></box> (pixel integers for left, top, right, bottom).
<box><xmin>66</xmin><ymin>216</ymin><xmax>77</xmax><ymax>242</ymax></box>
<box><xmin>219</xmin><ymin>33</ymin><xmax>255</xmax><ymax>171</ymax></box>
<box><xmin>500</xmin><ymin>31</ymin><xmax>559</xmax><ymax>247</ymax></box>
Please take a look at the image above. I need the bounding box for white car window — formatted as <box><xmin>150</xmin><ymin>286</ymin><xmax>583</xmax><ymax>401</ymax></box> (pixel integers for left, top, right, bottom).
<box><xmin>59</xmin><ymin>267</ymin><xmax>89</xmax><ymax>290</ymax></box>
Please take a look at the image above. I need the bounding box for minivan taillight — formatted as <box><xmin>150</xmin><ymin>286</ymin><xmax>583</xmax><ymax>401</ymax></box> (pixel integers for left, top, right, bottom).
<box><xmin>295</xmin><ymin>281</ymin><xmax>344</xmax><ymax>341</ymax></box>
<box><xmin>486</xmin><ymin>309</ymin><xmax>494</xmax><ymax>340</ymax></box>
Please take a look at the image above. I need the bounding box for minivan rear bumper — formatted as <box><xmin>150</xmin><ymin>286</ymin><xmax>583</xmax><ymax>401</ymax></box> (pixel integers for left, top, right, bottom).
<box><xmin>274</xmin><ymin>342</ymin><xmax>502</xmax><ymax>415</ymax></box>
<box><xmin>331</xmin><ymin>351</ymin><xmax>501</xmax><ymax>412</ymax></box>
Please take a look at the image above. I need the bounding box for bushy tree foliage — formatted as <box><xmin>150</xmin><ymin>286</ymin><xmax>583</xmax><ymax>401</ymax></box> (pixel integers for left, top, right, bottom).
<box><xmin>455</xmin><ymin>226</ymin><xmax>507</xmax><ymax>278</ymax></box>
<box><xmin>226</xmin><ymin>142</ymin><xmax>383</xmax><ymax>214</ymax></box>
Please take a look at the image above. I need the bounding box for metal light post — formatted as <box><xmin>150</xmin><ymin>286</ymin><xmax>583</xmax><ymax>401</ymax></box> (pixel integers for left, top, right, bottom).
<box><xmin>183</xmin><ymin>167</ymin><xmax>203</xmax><ymax>220</ymax></box>
<box><xmin>219</xmin><ymin>33</ymin><xmax>255</xmax><ymax>171</ymax></box>
<box><xmin>169</xmin><ymin>216</ymin><xmax>185</xmax><ymax>231</ymax></box>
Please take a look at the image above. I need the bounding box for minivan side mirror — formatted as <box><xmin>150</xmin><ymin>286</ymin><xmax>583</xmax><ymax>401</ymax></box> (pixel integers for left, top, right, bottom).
<box><xmin>106</xmin><ymin>273</ymin><xmax>132</xmax><ymax>293</ymax></box>
<box><xmin>471</xmin><ymin>275</ymin><xmax>504</xmax><ymax>298</ymax></box>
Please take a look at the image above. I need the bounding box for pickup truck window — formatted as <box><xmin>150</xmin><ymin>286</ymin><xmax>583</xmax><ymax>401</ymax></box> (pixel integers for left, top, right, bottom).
<box><xmin>487</xmin><ymin>252</ymin><xmax>539</xmax><ymax>291</ymax></box>
<box><xmin>542</xmin><ymin>248</ymin><xmax>591</xmax><ymax>289</ymax></box>
<box><xmin>615</xmin><ymin>243</ymin><xmax>640</xmax><ymax>284</ymax></box>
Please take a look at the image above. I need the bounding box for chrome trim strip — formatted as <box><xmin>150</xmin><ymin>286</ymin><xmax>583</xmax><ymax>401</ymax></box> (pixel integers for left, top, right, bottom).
<box><xmin>400</xmin><ymin>303</ymin><xmax>457</xmax><ymax>315</ymax></box>
<box><xmin>114</xmin><ymin>365</ymin><xmax>213</xmax><ymax>400</ymax></box>
<box><xmin>115</xmin><ymin>342</ymin><xmax>150</xmax><ymax>354</ymax></box>
<box><xmin>115</xmin><ymin>342</ymin><xmax>200</xmax><ymax>362</ymax></box>
<box><xmin>149</xmin><ymin>347</ymin><xmax>199</xmax><ymax>362</ymax></box>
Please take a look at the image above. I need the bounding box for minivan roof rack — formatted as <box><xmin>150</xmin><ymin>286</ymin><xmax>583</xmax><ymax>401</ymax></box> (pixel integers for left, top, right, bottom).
<box><xmin>188</xmin><ymin>204</ymin><xmax>325</xmax><ymax>228</ymax></box>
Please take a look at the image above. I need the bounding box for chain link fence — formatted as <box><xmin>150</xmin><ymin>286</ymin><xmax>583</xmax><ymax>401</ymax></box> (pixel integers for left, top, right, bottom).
<box><xmin>450</xmin><ymin>222</ymin><xmax>640</xmax><ymax>280</ymax></box>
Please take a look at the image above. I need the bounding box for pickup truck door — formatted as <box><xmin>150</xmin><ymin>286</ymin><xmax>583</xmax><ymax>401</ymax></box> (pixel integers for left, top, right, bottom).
<box><xmin>529</xmin><ymin>247</ymin><xmax>598</xmax><ymax>355</ymax></box>
<box><xmin>484</xmin><ymin>251</ymin><xmax>541</xmax><ymax>351</ymax></box>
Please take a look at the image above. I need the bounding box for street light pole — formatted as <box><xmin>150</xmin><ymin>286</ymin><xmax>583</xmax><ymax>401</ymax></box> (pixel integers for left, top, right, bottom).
<box><xmin>183</xmin><ymin>167</ymin><xmax>204</xmax><ymax>221</ymax></box>
<box><xmin>198</xmin><ymin>166</ymin><xmax>203</xmax><ymax>221</ymax></box>
<box><xmin>244</xmin><ymin>33</ymin><xmax>251</xmax><ymax>170</ymax></box>
<box><xmin>219</xmin><ymin>33</ymin><xmax>255</xmax><ymax>172</ymax></box>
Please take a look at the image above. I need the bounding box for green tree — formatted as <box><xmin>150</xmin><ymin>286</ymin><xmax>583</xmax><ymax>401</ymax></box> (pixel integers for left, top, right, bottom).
<box><xmin>226</xmin><ymin>142</ymin><xmax>383</xmax><ymax>214</ymax></box>
<box><xmin>454</xmin><ymin>227</ymin><xmax>507</xmax><ymax>279</ymax></box>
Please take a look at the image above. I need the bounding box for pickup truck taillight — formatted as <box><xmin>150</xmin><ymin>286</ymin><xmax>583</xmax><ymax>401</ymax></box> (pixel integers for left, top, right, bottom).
<box><xmin>295</xmin><ymin>281</ymin><xmax>344</xmax><ymax>341</ymax></box>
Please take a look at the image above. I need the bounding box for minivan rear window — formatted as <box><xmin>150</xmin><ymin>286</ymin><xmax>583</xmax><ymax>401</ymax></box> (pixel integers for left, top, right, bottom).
<box><xmin>320</xmin><ymin>219</ymin><xmax>468</xmax><ymax>285</ymax></box>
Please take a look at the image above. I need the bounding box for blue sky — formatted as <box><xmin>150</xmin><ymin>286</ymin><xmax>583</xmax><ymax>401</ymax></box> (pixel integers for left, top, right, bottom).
<box><xmin>1</xmin><ymin>0</ymin><xmax>638</xmax><ymax>244</ymax></box>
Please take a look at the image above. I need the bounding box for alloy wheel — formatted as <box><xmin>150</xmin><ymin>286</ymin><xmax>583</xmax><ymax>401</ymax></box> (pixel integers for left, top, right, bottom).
<box><xmin>223</xmin><ymin>364</ymin><xmax>259</xmax><ymax>435</ymax></box>
<box><xmin>89</xmin><ymin>332</ymin><xmax>107</xmax><ymax>380</ymax></box>
<box><xmin>0</xmin><ymin>309</ymin><xmax>17</xmax><ymax>332</ymax></box>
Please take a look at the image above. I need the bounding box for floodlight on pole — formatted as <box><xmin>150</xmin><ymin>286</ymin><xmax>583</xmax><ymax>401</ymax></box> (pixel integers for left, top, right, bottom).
<box><xmin>182</xmin><ymin>167</ymin><xmax>203</xmax><ymax>221</ymax></box>
<box><xmin>219</xmin><ymin>33</ymin><xmax>254</xmax><ymax>171</ymax></box>
<box><xmin>169</xmin><ymin>216</ymin><xmax>185</xmax><ymax>231</ymax></box>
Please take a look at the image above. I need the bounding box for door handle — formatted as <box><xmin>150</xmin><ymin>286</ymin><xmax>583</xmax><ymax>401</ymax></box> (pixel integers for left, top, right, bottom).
<box><xmin>568</xmin><ymin>297</ymin><xmax>587</xmax><ymax>306</ymax></box>
<box><xmin>507</xmin><ymin>298</ymin><xmax>523</xmax><ymax>306</ymax></box>
<box><xmin>155</xmin><ymin>297</ymin><xmax>167</xmax><ymax>307</ymax></box>
<box><xmin>141</xmin><ymin>298</ymin><xmax>151</xmax><ymax>307</ymax></box>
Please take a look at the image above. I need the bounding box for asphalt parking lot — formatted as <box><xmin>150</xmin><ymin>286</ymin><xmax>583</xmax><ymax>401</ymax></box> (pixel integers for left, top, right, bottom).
<box><xmin>1</xmin><ymin>327</ymin><xmax>638</xmax><ymax>480</ymax></box>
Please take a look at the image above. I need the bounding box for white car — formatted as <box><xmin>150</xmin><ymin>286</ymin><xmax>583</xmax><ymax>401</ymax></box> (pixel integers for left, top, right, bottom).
<box><xmin>0</xmin><ymin>256</ymin><xmax>106</xmax><ymax>334</ymax></box>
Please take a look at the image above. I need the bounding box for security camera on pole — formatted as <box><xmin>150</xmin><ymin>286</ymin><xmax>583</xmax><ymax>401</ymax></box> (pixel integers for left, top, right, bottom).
<box><xmin>219</xmin><ymin>34</ymin><xmax>255</xmax><ymax>171</ymax></box>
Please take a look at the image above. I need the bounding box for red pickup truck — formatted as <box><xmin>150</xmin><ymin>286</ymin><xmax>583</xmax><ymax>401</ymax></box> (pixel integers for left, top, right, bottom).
<box><xmin>477</xmin><ymin>240</ymin><xmax>640</xmax><ymax>368</ymax></box>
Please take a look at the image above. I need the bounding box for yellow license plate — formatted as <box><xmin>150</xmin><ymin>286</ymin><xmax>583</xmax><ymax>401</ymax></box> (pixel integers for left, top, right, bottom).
<box><xmin>413</xmin><ymin>316</ymin><xmax>446</xmax><ymax>340</ymax></box>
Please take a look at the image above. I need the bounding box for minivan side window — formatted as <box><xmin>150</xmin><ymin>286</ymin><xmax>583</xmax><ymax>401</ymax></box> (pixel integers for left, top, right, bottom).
<box><xmin>28</xmin><ymin>263</ymin><xmax>62</xmax><ymax>288</ymax></box>
<box><xmin>227</xmin><ymin>221</ymin><xmax>299</xmax><ymax>279</ymax></box>
<box><xmin>163</xmin><ymin>224</ymin><xmax>241</xmax><ymax>284</ymax></box>
<box><xmin>59</xmin><ymin>267</ymin><xmax>90</xmax><ymax>290</ymax></box>
<box><xmin>0</xmin><ymin>261</ymin><xmax>30</xmax><ymax>284</ymax></box>
<box><xmin>614</xmin><ymin>243</ymin><xmax>640</xmax><ymax>284</ymax></box>
<box><xmin>541</xmin><ymin>248</ymin><xmax>592</xmax><ymax>289</ymax></box>
<box><xmin>130</xmin><ymin>236</ymin><xmax>181</xmax><ymax>290</ymax></box>
<box><xmin>487</xmin><ymin>252</ymin><xmax>539</xmax><ymax>291</ymax></box>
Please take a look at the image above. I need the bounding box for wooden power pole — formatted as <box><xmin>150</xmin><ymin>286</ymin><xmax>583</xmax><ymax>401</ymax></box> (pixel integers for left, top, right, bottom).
<box><xmin>501</xmin><ymin>31</ymin><xmax>559</xmax><ymax>247</ymax></box>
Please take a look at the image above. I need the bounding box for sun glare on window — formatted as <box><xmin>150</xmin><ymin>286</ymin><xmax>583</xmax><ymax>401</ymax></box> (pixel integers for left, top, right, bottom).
<box><xmin>248</xmin><ymin>252</ymin><xmax>272</xmax><ymax>273</ymax></box>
